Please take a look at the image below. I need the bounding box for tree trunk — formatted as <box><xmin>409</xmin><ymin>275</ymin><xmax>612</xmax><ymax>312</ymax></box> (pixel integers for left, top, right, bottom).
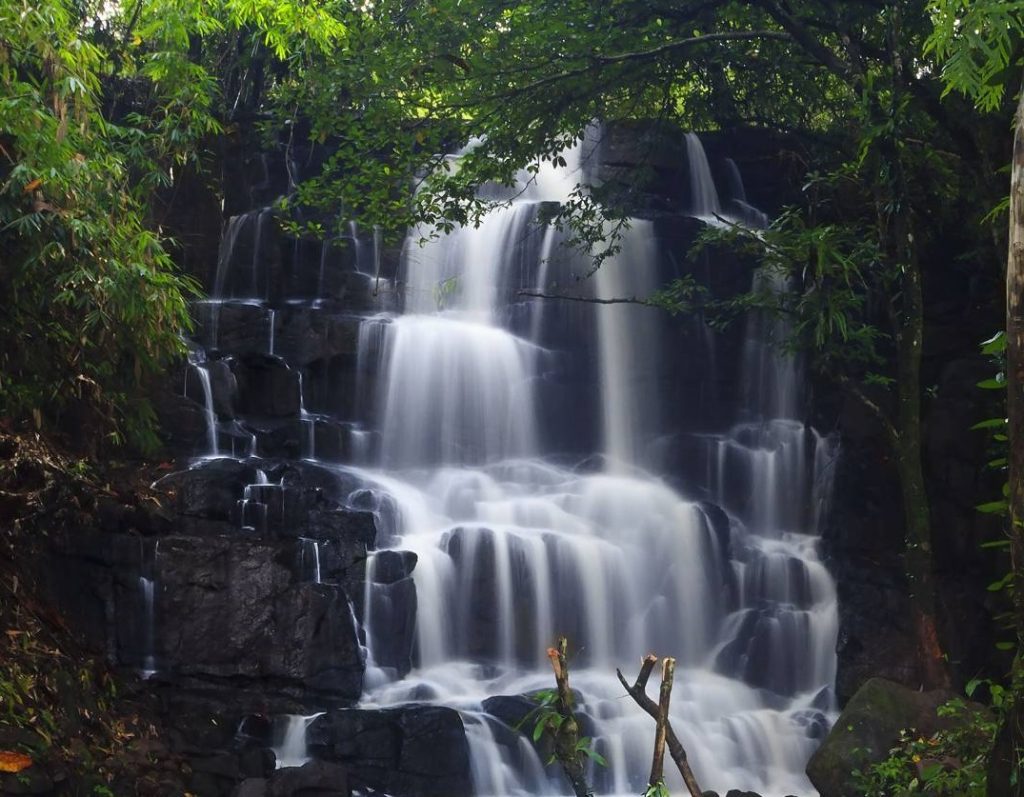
<box><xmin>989</xmin><ymin>82</ymin><xmax>1024</xmax><ymax>797</ymax></box>
<box><xmin>894</xmin><ymin>216</ymin><xmax>950</xmax><ymax>690</ymax></box>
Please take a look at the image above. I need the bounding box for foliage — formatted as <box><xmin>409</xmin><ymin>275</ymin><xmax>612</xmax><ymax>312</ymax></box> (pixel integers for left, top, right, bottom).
<box><xmin>925</xmin><ymin>0</ymin><xmax>1024</xmax><ymax>112</ymax></box>
<box><xmin>0</xmin><ymin>0</ymin><xmax>202</xmax><ymax>453</ymax></box>
<box><xmin>0</xmin><ymin>0</ymin><xmax>352</xmax><ymax>453</ymax></box>
<box><xmin>643</xmin><ymin>782</ymin><xmax>670</xmax><ymax>797</ymax></box>
<box><xmin>852</xmin><ymin>694</ymin><xmax>1002</xmax><ymax>796</ymax></box>
<box><xmin>515</xmin><ymin>688</ymin><xmax>608</xmax><ymax>768</ymax></box>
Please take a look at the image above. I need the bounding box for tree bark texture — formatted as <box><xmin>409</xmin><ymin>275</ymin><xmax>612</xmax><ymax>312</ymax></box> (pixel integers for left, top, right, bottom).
<box><xmin>989</xmin><ymin>82</ymin><xmax>1024</xmax><ymax>797</ymax></box>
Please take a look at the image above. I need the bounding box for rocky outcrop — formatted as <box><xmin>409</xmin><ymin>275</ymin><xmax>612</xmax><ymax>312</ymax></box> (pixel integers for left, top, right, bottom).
<box><xmin>307</xmin><ymin>706</ymin><xmax>472</xmax><ymax>797</ymax></box>
<box><xmin>806</xmin><ymin>677</ymin><xmax>988</xmax><ymax>797</ymax></box>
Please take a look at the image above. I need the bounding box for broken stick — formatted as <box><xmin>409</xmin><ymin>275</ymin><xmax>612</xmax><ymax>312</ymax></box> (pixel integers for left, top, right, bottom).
<box><xmin>618</xmin><ymin>654</ymin><xmax>704</xmax><ymax>797</ymax></box>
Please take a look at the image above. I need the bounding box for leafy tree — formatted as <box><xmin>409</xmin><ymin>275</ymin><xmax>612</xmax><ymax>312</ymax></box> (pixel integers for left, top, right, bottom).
<box><xmin>0</xmin><ymin>0</ymin><xmax>348</xmax><ymax>453</ymax></box>
<box><xmin>926</xmin><ymin>2</ymin><xmax>1024</xmax><ymax>791</ymax></box>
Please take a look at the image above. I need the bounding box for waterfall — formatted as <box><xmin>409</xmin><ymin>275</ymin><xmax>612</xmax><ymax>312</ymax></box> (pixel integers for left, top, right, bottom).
<box><xmin>350</xmin><ymin>132</ymin><xmax>838</xmax><ymax>797</ymax></box>
<box><xmin>593</xmin><ymin>221</ymin><xmax>663</xmax><ymax>468</ymax></box>
<box><xmin>271</xmin><ymin>713</ymin><xmax>323</xmax><ymax>769</ymax></box>
<box><xmin>193</xmin><ymin>363</ymin><xmax>219</xmax><ymax>456</ymax></box>
<box><xmin>138</xmin><ymin>576</ymin><xmax>156</xmax><ymax>677</ymax></box>
<box><xmin>685</xmin><ymin>132</ymin><xmax>722</xmax><ymax>220</ymax></box>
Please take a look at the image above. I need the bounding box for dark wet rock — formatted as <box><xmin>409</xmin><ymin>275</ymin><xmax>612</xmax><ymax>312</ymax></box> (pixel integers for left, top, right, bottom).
<box><xmin>152</xmin><ymin>535</ymin><xmax>365</xmax><ymax>699</ymax></box>
<box><xmin>481</xmin><ymin>694</ymin><xmax>534</xmax><ymax>729</ymax></box>
<box><xmin>233</xmin><ymin>779</ymin><xmax>269</xmax><ymax>797</ymax></box>
<box><xmin>820</xmin><ymin>389</ymin><xmax>921</xmax><ymax>702</ymax></box>
<box><xmin>806</xmin><ymin>677</ymin><xmax>989</xmax><ymax>797</ymax></box>
<box><xmin>154</xmin><ymin>390</ymin><xmax>211</xmax><ymax>456</ymax></box>
<box><xmin>267</xmin><ymin>760</ymin><xmax>349</xmax><ymax>796</ymax></box>
<box><xmin>158</xmin><ymin>458</ymin><xmax>259</xmax><ymax>521</ymax></box>
<box><xmin>371</xmin><ymin>550</ymin><xmax>417</xmax><ymax>584</ymax></box>
<box><xmin>193</xmin><ymin>301</ymin><xmax>271</xmax><ymax>358</ymax></box>
<box><xmin>239</xmin><ymin>746</ymin><xmax>276</xmax><ymax>779</ymax></box>
<box><xmin>181</xmin><ymin>358</ymin><xmax>238</xmax><ymax>419</ymax></box>
<box><xmin>361</xmin><ymin>573</ymin><xmax>416</xmax><ymax>677</ymax></box>
<box><xmin>725</xmin><ymin>790</ymin><xmax>764</xmax><ymax>797</ymax></box>
<box><xmin>233</xmin><ymin>355</ymin><xmax>302</xmax><ymax>418</ymax></box>
<box><xmin>271</xmin><ymin>308</ymin><xmax>362</xmax><ymax>366</ymax></box>
<box><xmin>308</xmin><ymin>706</ymin><xmax>471</xmax><ymax>797</ymax></box>
<box><xmin>249</xmin><ymin>418</ymin><xmax>310</xmax><ymax>460</ymax></box>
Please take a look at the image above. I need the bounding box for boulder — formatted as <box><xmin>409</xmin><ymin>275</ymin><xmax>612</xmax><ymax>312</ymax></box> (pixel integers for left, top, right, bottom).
<box><xmin>157</xmin><ymin>458</ymin><xmax>260</xmax><ymax>521</ymax></box>
<box><xmin>308</xmin><ymin>706</ymin><xmax>471</xmax><ymax>797</ymax></box>
<box><xmin>806</xmin><ymin>677</ymin><xmax>987</xmax><ymax>797</ymax></box>
<box><xmin>267</xmin><ymin>760</ymin><xmax>349</xmax><ymax>796</ymax></box>
<box><xmin>233</xmin><ymin>355</ymin><xmax>302</xmax><ymax>418</ymax></box>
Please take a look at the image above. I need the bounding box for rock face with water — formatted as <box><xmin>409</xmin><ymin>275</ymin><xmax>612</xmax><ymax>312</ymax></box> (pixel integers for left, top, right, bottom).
<box><xmin>41</xmin><ymin>122</ymin><xmax>993</xmax><ymax>797</ymax></box>
<box><xmin>114</xmin><ymin>127</ymin><xmax>841</xmax><ymax>797</ymax></box>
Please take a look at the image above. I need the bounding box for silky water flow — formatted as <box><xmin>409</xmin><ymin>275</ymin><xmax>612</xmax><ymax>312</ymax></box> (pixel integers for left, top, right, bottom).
<box><xmin>192</xmin><ymin>131</ymin><xmax>838</xmax><ymax>796</ymax></box>
<box><xmin>351</xmin><ymin>134</ymin><xmax>839</xmax><ymax>797</ymax></box>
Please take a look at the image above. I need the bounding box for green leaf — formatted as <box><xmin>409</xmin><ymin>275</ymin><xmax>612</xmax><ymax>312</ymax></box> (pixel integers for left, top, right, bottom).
<box><xmin>980</xmin><ymin>331</ymin><xmax>1007</xmax><ymax>355</ymax></box>
<box><xmin>970</xmin><ymin>417</ymin><xmax>1007</xmax><ymax>430</ymax></box>
<box><xmin>975</xmin><ymin>500</ymin><xmax>1008</xmax><ymax>515</ymax></box>
<box><xmin>976</xmin><ymin>377</ymin><xmax>1006</xmax><ymax>389</ymax></box>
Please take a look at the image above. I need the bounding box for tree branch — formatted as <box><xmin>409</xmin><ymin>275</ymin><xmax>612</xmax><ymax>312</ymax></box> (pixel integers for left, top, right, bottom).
<box><xmin>617</xmin><ymin>658</ymin><xmax>703</xmax><ymax>797</ymax></box>
<box><xmin>647</xmin><ymin>657</ymin><xmax>676</xmax><ymax>789</ymax></box>
<box><xmin>493</xmin><ymin>30</ymin><xmax>792</xmax><ymax>100</ymax></box>
<box><xmin>751</xmin><ymin>0</ymin><xmax>857</xmax><ymax>83</ymax></box>
<box><xmin>519</xmin><ymin>290</ymin><xmax>650</xmax><ymax>305</ymax></box>
<box><xmin>593</xmin><ymin>30</ymin><xmax>791</xmax><ymax>66</ymax></box>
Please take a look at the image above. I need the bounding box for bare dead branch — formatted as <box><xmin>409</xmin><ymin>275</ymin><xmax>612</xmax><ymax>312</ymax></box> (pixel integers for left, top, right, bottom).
<box><xmin>648</xmin><ymin>657</ymin><xmax>676</xmax><ymax>788</ymax></box>
<box><xmin>617</xmin><ymin>659</ymin><xmax>703</xmax><ymax>797</ymax></box>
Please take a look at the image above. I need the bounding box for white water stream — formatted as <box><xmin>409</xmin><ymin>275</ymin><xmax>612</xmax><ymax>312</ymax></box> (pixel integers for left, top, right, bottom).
<box><xmin>351</xmin><ymin>133</ymin><xmax>838</xmax><ymax>796</ymax></box>
<box><xmin>194</xmin><ymin>130</ymin><xmax>838</xmax><ymax>794</ymax></box>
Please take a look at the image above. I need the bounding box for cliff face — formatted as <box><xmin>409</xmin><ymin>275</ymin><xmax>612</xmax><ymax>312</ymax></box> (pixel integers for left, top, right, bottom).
<box><xmin>3</xmin><ymin>121</ymin><xmax>1008</xmax><ymax>796</ymax></box>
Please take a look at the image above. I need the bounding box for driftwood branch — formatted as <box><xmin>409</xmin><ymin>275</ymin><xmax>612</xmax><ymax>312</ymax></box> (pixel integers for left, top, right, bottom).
<box><xmin>547</xmin><ymin>638</ymin><xmax>594</xmax><ymax>797</ymax></box>
<box><xmin>617</xmin><ymin>656</ymin><xmax>703</xmax><ymax>797</ymax></box>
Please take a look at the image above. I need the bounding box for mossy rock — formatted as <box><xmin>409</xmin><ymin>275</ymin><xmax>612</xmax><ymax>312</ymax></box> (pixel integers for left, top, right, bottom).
<box><xmin>806</xmin><ymin>677</ymin><xmax>988</xmax><ymax>797</ymax></box>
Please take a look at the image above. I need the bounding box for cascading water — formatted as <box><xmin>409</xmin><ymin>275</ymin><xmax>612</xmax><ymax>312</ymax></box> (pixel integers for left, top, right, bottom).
<box><xmin>271</xmin><ymin>713</ymin><xmax>324</xmax><ymax>769</ymax></box>
<box><xmin>351</xmin><ymin>132</ymin><xmax>839</xmax><ymax>797</ymax></box>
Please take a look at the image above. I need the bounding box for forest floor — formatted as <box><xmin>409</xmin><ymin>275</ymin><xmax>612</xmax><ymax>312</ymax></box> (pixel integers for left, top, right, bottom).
<box><xmin>0</xmin><ymin>430</ymin><xmax>188</xmax><ymax>795</ymax></box>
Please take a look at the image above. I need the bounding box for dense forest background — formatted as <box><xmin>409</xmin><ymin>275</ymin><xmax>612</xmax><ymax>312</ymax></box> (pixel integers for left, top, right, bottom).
<box><xmin>2</xmin><ymin>0</ymin><xmax>1024</xmax><ymax>794</ymax></box>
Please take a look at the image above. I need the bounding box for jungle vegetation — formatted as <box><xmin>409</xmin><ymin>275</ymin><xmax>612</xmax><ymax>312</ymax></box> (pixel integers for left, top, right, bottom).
<box><xmin>1</xmin><ymin>0</ymin><xmax>1023</xmax><ymax>790</ymax></box>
